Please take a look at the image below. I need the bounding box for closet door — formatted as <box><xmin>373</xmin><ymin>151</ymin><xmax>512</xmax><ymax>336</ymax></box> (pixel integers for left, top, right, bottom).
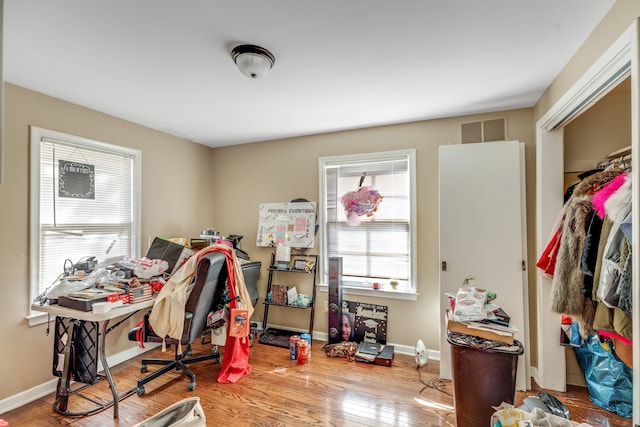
<box><xmin>439</xmin><ymin>140</ymin><xmax>530</xmax><ymax>391</ymax></box>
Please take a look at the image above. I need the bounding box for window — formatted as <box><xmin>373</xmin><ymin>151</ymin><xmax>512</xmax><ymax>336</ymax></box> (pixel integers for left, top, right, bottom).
<box><xmin>29</xmin><ymin>127</ymin><xmax>141</xmax><ymax>314</ymax></box>
<box><xmin>319</xmin><ymin>149</ymin><xmax>416</xmax><ymax>297</ymax></box>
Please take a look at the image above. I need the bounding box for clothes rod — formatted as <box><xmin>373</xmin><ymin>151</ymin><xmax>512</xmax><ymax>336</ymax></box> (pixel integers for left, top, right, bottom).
<box><xmin>606</xmin><ymin>145</ymin><xmax>631</xmax><ymax>158</ymax></box>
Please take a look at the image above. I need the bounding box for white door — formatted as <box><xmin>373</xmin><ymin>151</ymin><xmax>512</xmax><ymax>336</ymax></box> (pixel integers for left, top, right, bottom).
<box><xmin>439</xmin><ymin>140</ymin><xmax>530</xmax><ymax>391</ymax></box>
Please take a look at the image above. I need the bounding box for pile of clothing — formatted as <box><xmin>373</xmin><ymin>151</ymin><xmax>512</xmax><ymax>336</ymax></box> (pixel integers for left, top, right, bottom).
<box><xmin>537</xmin><ymin>167</ymin><xmax>632</xmax><ymax>345</ymax></box>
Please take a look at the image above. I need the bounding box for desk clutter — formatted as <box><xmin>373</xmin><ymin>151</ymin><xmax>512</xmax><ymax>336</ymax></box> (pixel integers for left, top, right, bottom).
<box><xmin>444</xmin><ymin>282</ymin><xmax>519</xmax><ymax>345</ymax></box>
<box><xmin>37</xmin><ymin>237</ymin><xmax>198</xmax><ymax>313</ymax></box>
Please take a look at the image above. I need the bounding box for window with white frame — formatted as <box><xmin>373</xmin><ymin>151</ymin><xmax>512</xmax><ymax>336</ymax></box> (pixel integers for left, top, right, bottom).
<box><xmin>30</xmin><ymin>127</ymin><xmax>141</xmax><ymax>307</ymax></box>
<box><xmin>319</xmin><ymin>149</ymin><xmax>416</xmax><ymax>294</ymax></box>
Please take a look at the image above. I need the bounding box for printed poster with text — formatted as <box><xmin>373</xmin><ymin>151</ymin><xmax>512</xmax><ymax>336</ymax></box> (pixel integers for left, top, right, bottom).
<box><xmin>343</xmin><ymin>300</ymin><xmax>388</xmax><ymax>345</ymax></box>
<box><xmin>257</xmin><ymin>201</ymin><xmax>316</xmax><ymax>248</ymax></box>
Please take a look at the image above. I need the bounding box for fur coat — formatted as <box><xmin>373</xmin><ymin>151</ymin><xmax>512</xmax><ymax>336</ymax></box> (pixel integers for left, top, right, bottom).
<box><xmin>550</xmin><ymin>168</ymin><xmax>625</xmax><ymax>337</ymax></box>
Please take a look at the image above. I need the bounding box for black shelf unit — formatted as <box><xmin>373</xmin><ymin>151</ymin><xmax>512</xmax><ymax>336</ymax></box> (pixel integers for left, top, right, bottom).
<box><xmin>259</xmin><ymin>253</ymin><xmax>318</xmax><ymax>348</ymax></box>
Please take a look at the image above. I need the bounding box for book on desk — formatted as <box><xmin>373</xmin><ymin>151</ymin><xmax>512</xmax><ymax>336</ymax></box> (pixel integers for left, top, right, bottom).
<box><xmin>58</xmin><ymin>295</ymin><xmax>109</xmax><ymax>312</ymax></box>
<box><xmin>57</xmin><ymin>287</ymin><xmax>124</xmax><ymax>312</ymax></box>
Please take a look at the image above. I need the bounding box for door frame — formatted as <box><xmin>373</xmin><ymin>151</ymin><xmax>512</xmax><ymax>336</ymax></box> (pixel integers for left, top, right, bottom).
<box><xmin>535</xmin><ymin>19</ymin><xmax>638</xmax><ymax>422</ymax></box>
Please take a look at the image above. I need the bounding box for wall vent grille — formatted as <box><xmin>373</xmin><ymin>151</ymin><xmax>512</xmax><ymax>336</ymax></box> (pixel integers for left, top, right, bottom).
<box><xmin>461</xmin><ymin>117</ymin><xmax>506</xmax><ymax>143</ymax></box>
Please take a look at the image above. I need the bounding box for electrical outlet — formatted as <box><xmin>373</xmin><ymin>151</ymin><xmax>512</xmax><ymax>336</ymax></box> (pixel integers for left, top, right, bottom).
<box><xmin>323</xmin><ymin>300</ymin><xmax>328</xmax><ymax>312</ymax></box>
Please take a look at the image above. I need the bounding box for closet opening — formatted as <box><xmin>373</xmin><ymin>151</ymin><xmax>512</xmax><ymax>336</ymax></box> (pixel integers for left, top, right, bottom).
<box><xmin>535</xmin><ymin>19</ymin><xmax>638</xmax><ymax>424</ymax></box>
<box><xmin>561</xmin><ymin>76</ymin><xmax>632</xmax><ymax>386</ymax></box>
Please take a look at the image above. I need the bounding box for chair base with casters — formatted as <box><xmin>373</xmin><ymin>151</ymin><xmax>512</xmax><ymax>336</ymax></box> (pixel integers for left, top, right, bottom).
<box><xmin>136</xmin><ymin>342</ymin><xmax>220</xmax><ymax>395</ymax></box>
<box><xmin>128</xmin><ymin>313</ymin><xmax>221</xmax><ymax>395</ymax></box>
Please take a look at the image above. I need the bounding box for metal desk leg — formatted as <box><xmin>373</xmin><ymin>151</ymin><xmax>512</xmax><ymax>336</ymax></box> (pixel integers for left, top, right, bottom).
<box><xmin>99</xmin><ymin>319</ymin><xmax>120</xmax><ymax>418</ymax></box>
<box><xmin>49</xmin><ymin>310</ymin><xmax>142</xmax><ymax>418</ymax></box>
<box><xmin>53</xmin><ymin>324</ymin><xmax>75</xmax><ymax>413</ymax></box>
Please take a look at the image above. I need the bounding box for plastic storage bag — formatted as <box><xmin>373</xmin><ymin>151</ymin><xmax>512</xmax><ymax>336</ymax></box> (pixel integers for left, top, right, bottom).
<box><xmin>132</xmin><ymin>397</ymin><xmax>206</xmax><ymax>427</ymax></box>
<box><xmin>573</xmin><ymin>333</ymin><xmax>632</xmax><ymax>418</ymax></box>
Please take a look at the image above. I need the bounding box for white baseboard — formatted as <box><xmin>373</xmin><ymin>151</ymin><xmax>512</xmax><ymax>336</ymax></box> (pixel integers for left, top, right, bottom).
<box><xmin>261</xmin><ymin>322</ymin><xmax>441</xmax><ymax>362</ymax></box>
<box><xmin>0</xmin><ymin>343</ymin><xmax>158</xmax><ymax>415</ymax></box>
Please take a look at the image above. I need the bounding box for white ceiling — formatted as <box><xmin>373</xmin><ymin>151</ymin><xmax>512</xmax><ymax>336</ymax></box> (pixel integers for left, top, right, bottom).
<box><xmin>4</xmin><ymin>1</ymin><xmax>615</xmax><ymax>148</ymax></box>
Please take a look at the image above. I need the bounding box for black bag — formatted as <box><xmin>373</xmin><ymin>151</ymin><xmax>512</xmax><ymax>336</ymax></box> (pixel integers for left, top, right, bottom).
<box><xmin>52</xmin><ymin>318</ymin><xmax>99</xmax><ymax>384</ymax></box>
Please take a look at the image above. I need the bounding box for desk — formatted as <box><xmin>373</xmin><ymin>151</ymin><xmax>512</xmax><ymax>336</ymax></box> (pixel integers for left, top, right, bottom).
<box><xmin>31</xmin><ymin>299</ymin><xmax>155</xmax><ymax>418</ymax></box>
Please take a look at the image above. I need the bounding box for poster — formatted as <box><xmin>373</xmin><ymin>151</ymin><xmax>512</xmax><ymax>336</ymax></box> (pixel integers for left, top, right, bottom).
<box><xmin>343</xmin><ymin>300</ymin><xmax>388</xmax><ymax>345</ymax></box>
<box><xmin>256</xmin><ymin>201</ymin><xmax>316</xmax><ymax>248</ymax></box>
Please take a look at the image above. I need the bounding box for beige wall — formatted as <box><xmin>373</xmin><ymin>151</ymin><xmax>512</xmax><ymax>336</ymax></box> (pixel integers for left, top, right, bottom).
<box><xmin>0</xmin><ymin>83</ymin><xmax>215</xmax><ymax>399</ymax></box>
<box><xmin>211</xmin><ymin>108</ymin><xmax>535</xmax><ymax>356</ymax></box>
<box><xmin>534</xmin><ymin>1</ymin><xmax>640</xmax><ymax>121</ymax></box>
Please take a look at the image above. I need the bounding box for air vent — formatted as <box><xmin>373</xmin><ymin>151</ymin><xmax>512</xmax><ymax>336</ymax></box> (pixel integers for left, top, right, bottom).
<box><xmin>461</xmin><ymin>117</ymin><xmax>506</xmax><ymax>143</ymax></box>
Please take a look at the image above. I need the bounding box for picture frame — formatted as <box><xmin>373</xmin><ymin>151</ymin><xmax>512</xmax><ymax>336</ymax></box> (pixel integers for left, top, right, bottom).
<box><xmin>292</xmin><ymin>257</ymin><xmax>314</xmax><ymax>272</ymax></box>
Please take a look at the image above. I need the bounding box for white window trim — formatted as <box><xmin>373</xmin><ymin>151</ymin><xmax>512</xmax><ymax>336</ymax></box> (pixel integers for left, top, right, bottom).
<box><xmin>317</xmin><ymin>149</ymin><xmax>418</xmax><ymax>301</ymax></box>
<box><xmin>28</xmin><ymin>126</ymin><xmax>142</xmax><ymax>324</ymax></box>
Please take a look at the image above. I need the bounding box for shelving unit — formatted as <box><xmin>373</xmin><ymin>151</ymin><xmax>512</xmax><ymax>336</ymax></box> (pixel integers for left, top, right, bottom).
<box><xmin>258</xmin><ymin>253</ymin><xmax>318</xmax><ymax>348</ymax></box>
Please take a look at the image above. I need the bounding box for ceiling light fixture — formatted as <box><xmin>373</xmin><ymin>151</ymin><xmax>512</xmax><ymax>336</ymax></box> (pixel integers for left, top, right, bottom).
<box><xmin>231</xmin><ymin>44</ymin><xmax>275</xmax><ymax>79</ymax></box>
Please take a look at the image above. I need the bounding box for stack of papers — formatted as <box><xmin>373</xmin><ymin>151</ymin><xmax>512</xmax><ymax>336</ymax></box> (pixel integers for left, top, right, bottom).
<box><xmin>446</xmin><ymin>310</ymin><xmax>518</xmax><ymax>344</ymax></box>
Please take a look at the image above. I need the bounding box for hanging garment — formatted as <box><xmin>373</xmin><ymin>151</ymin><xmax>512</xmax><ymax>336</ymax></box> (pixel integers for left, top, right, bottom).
<box><xmin>591</xmin><ymin>216</ymin><xmax>613</xmax><ymax>300</ymax></box>
<box><xmin>537</xmin><ymin>206</ymin><xmax>567</xmax><ymax>277</ymax></box>
<box><xmin>617</xmin><ymin>248</ymin><xmax>633</xmax><ymax>313</ymax></box>
<box><xmin>550</xmin><ymin>197</ymin><xmax>591</xmax><ymax>316</ymax></box>
<box><xmin>619</xmin><ymin>211</ymin><xmax>632</xmax><ymax>242</ymax></box>
<box><xmin>537</xmin><ymin>228</ymin><xmax>562</xmax><ymax>276</ymax></box>
<box><xmin>596</xmin><ymin>173</ymin><xmax>631</xmax><ymax>304</ymax></box>
<box><xmin>217</xmin><ymin>245</ymin><xmax>254</xmax><ymax>384</ymax></box>
<box><xmin>550</xmin><ymin>168</ymin><xmax>625</xmax><ymax>338</ymax></box>
<box><xmin>579</xmin><ymin>210</ymin><xmax>603</xmax><ymax>298</ymax></box>
<box><xmin>593</xmin><ymin>302</ymin><xmax>633</xmax><ymax>341</ymax></box>
<box><xmin>148</xmin><ymin>251</ymin><xmax>200</xmax><ymax>352</ymax></box>
<box><xmin>591</xmin><ymin>172</ymin><xmax>628</xmax><ymax>219</ymax></box>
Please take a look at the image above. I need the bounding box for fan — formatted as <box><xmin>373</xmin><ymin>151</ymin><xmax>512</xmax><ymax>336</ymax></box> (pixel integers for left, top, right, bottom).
<box><xmin>415</xmin><ymin>339</ymin><xmax>428</xmax><ymax>368</ymax></box>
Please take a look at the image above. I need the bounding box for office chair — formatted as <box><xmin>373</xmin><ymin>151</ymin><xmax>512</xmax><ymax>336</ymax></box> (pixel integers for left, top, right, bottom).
<box><xmin>199</xmin><ymin>260</ymin><xmax>261</xmax><ymax>346</ymax></box>
<box><xmin>128</xmin><ymin>251</ymin><xmax>228</xmax><ymax>395</ymax></box>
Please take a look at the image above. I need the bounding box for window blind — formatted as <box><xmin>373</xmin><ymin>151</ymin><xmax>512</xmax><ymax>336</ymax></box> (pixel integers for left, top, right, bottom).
<box><xmin>325</xmin><ymin>155</ymin><xmax>411</xmax><ymax>287</ymax></box>
<box><xmin>37</xmin><ymin>136</ymin><xmax>135</xmax><ymax>294</ymax></box>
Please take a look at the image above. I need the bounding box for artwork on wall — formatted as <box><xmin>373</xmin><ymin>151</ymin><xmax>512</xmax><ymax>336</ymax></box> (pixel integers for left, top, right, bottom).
<box><xmin>58</xmin><ymin>160</ymin><xmax>95</xmax><ymax>199</ymax></box>
<box><xmin>256</xmin><ymin>201</ymin><xmax>316</xmax><ymax>248</ymax></box>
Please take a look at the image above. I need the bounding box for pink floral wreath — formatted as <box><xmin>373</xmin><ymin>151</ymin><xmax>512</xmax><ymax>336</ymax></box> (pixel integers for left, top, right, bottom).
<box><xmin>341</xmin><ymin>173</ymin><xmax>383</xmax><ymax>226</ymax></box>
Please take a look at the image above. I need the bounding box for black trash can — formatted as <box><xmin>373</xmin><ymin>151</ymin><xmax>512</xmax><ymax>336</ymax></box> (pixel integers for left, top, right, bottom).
<box><xmin>447</xmin><ymin>331</ymin><xmax>524</xmax><ymax>427</ymax></box>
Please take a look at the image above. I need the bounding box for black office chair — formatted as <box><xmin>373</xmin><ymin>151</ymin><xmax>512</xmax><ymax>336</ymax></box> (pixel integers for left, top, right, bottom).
<box><xmin>128</xmin><ymin>251</ymin><xmax>228</xmax><ymax>395</ymax></box>
<box><xmin>199</xmin><ymin>260</ymin><xmax>261</xmax><ymax>346</ymax></box>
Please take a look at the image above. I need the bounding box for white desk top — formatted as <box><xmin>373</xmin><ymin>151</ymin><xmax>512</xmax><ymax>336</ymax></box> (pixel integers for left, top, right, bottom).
<box><xmin>31</xmin><ymin>298</ymin><xmax>155</xmax><ymax>322</ymax></box>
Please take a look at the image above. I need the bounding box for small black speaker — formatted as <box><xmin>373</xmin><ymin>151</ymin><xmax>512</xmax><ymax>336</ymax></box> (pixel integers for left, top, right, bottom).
<box><xmin>327</xmin><ymin>257</ymin><xmax>343</xmax><ymax>344</ymax></box>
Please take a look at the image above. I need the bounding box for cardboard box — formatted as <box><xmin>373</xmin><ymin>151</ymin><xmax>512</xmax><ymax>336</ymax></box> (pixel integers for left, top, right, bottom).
<box><xmin>445</xmin><ymin>310</ymin><xmax>514</xmax><ymax>345</ymax></box>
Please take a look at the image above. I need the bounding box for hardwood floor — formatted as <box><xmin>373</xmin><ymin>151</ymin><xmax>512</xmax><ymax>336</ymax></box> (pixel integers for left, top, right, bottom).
<box><xmin>2</xmin><ymin>339</ymin><xmax>632</xmax><ymax>426</ymax></box>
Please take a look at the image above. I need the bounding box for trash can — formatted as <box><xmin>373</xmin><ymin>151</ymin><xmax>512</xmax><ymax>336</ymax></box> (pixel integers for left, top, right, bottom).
<box><xmin>447</xmin><ymin>331</ymin><xmax>524</xmax><ymax>427</ymax></box>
